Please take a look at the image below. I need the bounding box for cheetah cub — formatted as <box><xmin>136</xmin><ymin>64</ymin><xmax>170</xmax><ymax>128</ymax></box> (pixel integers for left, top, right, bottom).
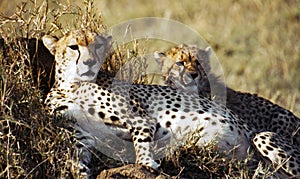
<box><xmin>154</xmin><ymin>44</ymin><xmax>300</xmax><ymax>178</ymax></box>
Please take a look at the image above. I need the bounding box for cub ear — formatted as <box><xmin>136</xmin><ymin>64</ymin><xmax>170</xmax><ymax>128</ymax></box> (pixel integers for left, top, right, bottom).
<box><xmin>153</xmin><ymin>51</ymin><xmax>166</xmax><ymax>64</ymax></box>
<box><xmin>105</xmin><ymin>35</ymin><xmax>112</xmax><ymax>44</ymax></box>
<box><xmin>42</xmin><ymin>35</ymin><xmax>58</xmax><ymax>55</ymax></box>
<box><xmin>205</xmin><ymin>47</ymin><xmax>212</xmax><ymax>56</ymax></box>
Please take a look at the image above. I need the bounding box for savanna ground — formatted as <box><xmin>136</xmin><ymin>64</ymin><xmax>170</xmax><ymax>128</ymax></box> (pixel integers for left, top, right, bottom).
<box><xmin>0</xmin><ymin>0</ymin><xmax>299</xmax><ymax>178</ymax></box>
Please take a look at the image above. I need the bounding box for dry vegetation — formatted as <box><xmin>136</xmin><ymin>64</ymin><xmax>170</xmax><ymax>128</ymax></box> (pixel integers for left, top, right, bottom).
<box><xmin>0</xmin><ymin>0</ymin><xmax>299</xmax><ymax>178</ymax></box>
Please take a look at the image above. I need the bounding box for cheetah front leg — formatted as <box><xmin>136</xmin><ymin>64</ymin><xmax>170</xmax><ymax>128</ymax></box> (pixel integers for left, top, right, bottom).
<box><xmin>129</xmin><ymin>116</ymin><xmax>159</xmax><ymax>169</ymax></box>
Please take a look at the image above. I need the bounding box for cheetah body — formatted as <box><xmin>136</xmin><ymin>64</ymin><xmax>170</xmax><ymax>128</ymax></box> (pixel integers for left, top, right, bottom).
<box><xmin>154</xmin><ymin>44</ymin><xmax>300</xmax><ymax>178</ymax></box>
<box><xmin>43</xmin><ymin>31</ymin><xmax>252</xmax><ymax>177</ymax></box>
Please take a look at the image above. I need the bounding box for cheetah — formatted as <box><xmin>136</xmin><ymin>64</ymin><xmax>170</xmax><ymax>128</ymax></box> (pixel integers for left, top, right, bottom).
<box><xmin>43</xmin><ymin>29</ymin><xmax>112</xmax><ymax>177</ymax></box>
<box><xmin>154</xmin><ymin>44</ymin><xmax>300</xmax><ymax>178</ymax></box>
<box><xmin>43</xmin><ymin>30</ymin><xmax>253</xmax><ymax>178</ymax></box>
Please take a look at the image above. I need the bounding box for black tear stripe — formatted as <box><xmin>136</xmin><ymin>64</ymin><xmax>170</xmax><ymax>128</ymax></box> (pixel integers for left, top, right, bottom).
<box><xmin>76</xmin><ymin>49</ymin><xmax>81</xmax><ymax>65</ymax></box>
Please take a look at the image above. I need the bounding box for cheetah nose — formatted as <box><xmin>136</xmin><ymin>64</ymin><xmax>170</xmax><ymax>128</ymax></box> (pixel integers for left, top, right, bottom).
<box><xmin>190</xmin><ymin>73</ymin><xmax>198</xmax><ymax>79</ymax></box>
<box><xmin>83</xmin><ymin>59</ymin><xmax>96</xmax><ymax>67</ymax></box>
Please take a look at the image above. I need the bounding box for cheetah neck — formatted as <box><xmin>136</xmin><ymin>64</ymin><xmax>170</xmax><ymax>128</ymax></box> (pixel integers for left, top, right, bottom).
<box><xmin>53</xmin><ymin>67</ymin><xmax>81</xmax><ymax>92</ymax></box>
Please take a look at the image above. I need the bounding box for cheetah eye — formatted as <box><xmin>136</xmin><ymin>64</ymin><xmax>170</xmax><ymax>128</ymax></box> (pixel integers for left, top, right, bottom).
<box><xmin>69</xmin><ymin>45</ymin><xmax>79</xmax><ymax>50</ymax></box>
<box><xmin>176</xmin><ymin>61</ymin><xmax>184</xmax><ymax>66</ymax></box>
<box><xmin>95</xmin><ymin>44</ymin><xmax>103</xmax><ymax>50</ymax></box>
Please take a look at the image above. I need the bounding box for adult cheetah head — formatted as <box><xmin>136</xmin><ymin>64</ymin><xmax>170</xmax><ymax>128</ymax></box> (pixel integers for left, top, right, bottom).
<box><xmin>43</xmin><ymin>30</ymin><xmax>111</xmax><ymax>83</ymax></box>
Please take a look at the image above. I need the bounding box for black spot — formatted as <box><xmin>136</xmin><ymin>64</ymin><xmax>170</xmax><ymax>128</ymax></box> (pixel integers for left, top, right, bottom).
<box><xmin>156</xmin><ymin>123</ymin><xmax>161</xmax><ymax>129</ymax></box>
<box><xmin>257</xmin><ymin>144</ymin><xmax>261</xmax><ymax>148</ymax></box>
<box><xmin>166</xmin><ymin>100</ymin><xmax>172</xmax><ymax>104</ymax></box>
<box><xmin>136</xmin><ymin>120</ymin><xmax>143</xmax><ymax>124</ymax></box>
<box><xmin>143</xmin><ymin>128</ymin><xmax>150</xmax><ymax>133</ymax></box>
<box><xmin>219</xmin><ymin>119</ymin><xmax>226</xmax><ymax>123</ymax></box>
<box><xmin>110</xmin><ymin>116</ymin><xmax>119</xmax><ymax>121</ymax></box>
<box><xmin>197</xmin><ymin>110</ymin><xmax>204</xmax><ymax>114</ymax></box>
<box><xmin>143</xmin><ymin>137</ymin><xmax>152</xmax><ymax>142</ymax></box>
<box><xmin>130</xmin><ymin>128</ymin><xmax>135</xmax><ymax>133</ymax></box>
<box><xmin>291</xmin><ymin>169</ymin><xmax>297</xmax><ymax>175</ymax></box>
<box><xmin>204</xmin><ymin>117</ymin><xmax>210</xmax><ymax>120</ymax></box>
<box><xmin>174</xmin><ymin>103</ymin><xmax>181</xmax><ymax>108</ymax></box>
<box><xmin>166</xmin><ymin>121</ymin><xmax>171</xmax><ymax>127</ymax></box>
<box><xmin>269</xmin><ymin>142</ymin><xmax>277</xmax><ymax>148</ymax></box>
<box><xmin>259</xmin><ymin>135</ymin><xmax>266</xmax><ymax>140</ymax></box>
<box><xmin>132</xmin><ymin>106</ymin><xmax>138</xmax><ymax>113</ymax></box>
<box><xmin>211</xmin><ymin>121</ymin><xmax>217</xmax><ymax>125</ymax></box>
<box><xmin>171</xmin><ymin>115</ymin><xmax>176</xmax><ymax>119</ymax></box>
<box><xmin>120</xmin><ymin>109</ymin><xmax>126</xmax><ymax>114</ymax></box>
<box><xmin>198</xmin><ymin>126</ymin><xmax>204</xmax><ymax>132</ymax></box>
<box><xmin>183</xmin><ymin>108</ymin><xmax>190</xmax><ymax>113</ymax></box>
<box><xmin>114</xmin><ymin>111</ymin><xmax>119</xmax><ymax>115</ymax></box>
<box><xmin>278</xmin><ymin>153</ymin><xmax>286</xmax><ymax>158</ymax></box>
<box><xmin>98</xmin><ymin>112</ymin><xmax>105</xmax><ymax>118</ymax></box>
<box><xmin>165</xmin><ymin>110</ymin><xmax>170</xmax><ymax>115</ymax></box>
<box><xmin>172</xmin><ymin>108</ymin><xmax>178</xmax><ymax>112</ymax></box>
<box><xmin>262</xmin><ymin>150</ymin><xmax>269</xmax><ymax>155</ymax></box>
<box><xmin>88</xmin><ymin>108</ymin><xmax>95</xmax><ymax>115</ymax></box>
<box><xmin>129</xmin><ymin>101</ymin><xmax>134</xmax><ymax>105</ymax></box>
<box><xmin>138</xmin><ymin>137</ymin><xmax>152</xmax><ymax>143</ymax></box>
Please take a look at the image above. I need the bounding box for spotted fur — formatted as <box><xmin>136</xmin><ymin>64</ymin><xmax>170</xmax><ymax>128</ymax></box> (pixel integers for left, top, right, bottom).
<box><xmin>154</xmin><ymin>44</ymin><xmax>300</xmax><ymax>178</ymax></box>
<box><xmin>43</xmin><ymin>30</ymin><xmax>111</xmax><ymax>178</ymax></box>
<box><xmin>43</xmin><ymin>31</ymin><xmax>254</xmax><ymax>178</ymax></box>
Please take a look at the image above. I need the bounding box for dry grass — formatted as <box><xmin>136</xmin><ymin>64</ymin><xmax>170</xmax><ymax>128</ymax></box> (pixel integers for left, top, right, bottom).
<box><xmin>0</xmin><ymin>0</ymin><xmax>299</xmax><ymax>178</ymax></box>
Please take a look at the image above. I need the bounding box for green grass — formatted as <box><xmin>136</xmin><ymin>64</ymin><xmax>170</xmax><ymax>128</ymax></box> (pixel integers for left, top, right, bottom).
<box><xmin>0</xmin><ymin>0</ymin><xmax>299</xmax><ymax>178</ymax></box>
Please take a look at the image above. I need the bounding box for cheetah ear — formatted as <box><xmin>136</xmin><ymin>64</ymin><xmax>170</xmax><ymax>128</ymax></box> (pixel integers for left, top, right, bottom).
<box><xmin>105</xmin><ymin>35</ymin><xmax>112</xmax><ymax>44</ymax></box>
<box><xmin>205</xmin><ymin>47</ymin><xmax>212</xmax><ymax>57</ymax></box>
<box><xmin>153</xmin><ymin>51</ymin><xmax>165</xmax><ymax>65</ymax></box>
<box><xmin>42</xmin><ymin>35</ymin><xmax>58</xmax><ymax>55</ymax></box>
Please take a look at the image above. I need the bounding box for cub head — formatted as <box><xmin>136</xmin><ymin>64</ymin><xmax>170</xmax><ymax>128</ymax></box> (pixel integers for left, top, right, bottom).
<box><xmin>43</xmin><ymin>30</ymin><xmax>111</xmax><ymax>83</ymax></box>
<box><xmin>154</xmin><ymin>44</ymin><xmax>212</xmax><ymax>89</ymax></box>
